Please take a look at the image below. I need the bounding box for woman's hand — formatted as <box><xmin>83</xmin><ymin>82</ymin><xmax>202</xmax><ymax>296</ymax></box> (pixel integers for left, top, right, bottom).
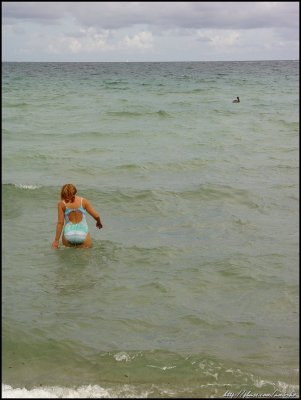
<box><xmin>96</xmin><ymin>218</ymin><xmax>103</xmax><ymax>229</ymax></box>
<box><xmin>52</xmin><ymin>240</ymin><xmax>59</xmax><ymax>249</ymax></box>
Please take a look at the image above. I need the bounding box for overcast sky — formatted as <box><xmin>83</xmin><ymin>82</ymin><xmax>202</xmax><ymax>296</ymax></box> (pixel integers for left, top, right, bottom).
<box><xmin>2</xmin><ymin>2</ymin><xmax>299</xmax><ymax>62</ymax></box>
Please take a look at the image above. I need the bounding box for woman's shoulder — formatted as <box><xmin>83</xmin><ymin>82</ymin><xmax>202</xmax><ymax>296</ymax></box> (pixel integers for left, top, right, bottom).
<box><xmin>57</xmin><ymin>200</ymin><xmax>65</xmax><ymax>208</ymax></box>
<box><xmin>81</xmin><ymin>197</ymin><xmax>88</xmax><ymax>207</ymax></box>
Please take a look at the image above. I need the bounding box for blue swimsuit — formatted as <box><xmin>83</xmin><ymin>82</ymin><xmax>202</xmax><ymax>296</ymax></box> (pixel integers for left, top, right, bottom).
<box><xmin>63</xmin><ymin>198</ymin><xmax>88</xmax><ymax>244</ymax></box>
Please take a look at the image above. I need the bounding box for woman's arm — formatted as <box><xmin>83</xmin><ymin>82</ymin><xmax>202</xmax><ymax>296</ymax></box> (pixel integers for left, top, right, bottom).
<box><xmin>52</xmin><ymin>201</ymin><xmax>65</xmax><ymax>248</ymax></box>
<box><xmin>83</xmin><ymin>198</ymin><xmax>103</xmax><ymax>229</ymax></box>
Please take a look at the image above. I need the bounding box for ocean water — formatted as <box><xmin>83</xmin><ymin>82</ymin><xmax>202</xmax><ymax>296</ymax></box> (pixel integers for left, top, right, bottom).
<box><xmin>2</xmin><ymin>61</ymin><xmax>299</xmax><ymax>398</ymax></box>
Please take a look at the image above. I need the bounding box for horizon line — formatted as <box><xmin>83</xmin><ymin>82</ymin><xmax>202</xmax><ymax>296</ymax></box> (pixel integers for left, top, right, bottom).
<box><xmin>2</xmin><ymin>59</ymin><xmax>299</xmax><ymax>63</ymax></box>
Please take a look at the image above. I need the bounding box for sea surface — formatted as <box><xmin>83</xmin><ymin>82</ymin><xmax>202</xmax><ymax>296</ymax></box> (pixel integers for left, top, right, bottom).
<box><xmin>2</xmin><ymin>61</ymin><xmax>299</xmax><ymax>398</ymax></box>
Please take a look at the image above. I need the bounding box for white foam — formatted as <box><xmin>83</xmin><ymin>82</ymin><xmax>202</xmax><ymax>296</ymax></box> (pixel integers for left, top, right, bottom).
<box><xmin>2</xmin><ymin>384</ymin><xmax>106</xmax><ymax>398</ymax></box>
<box><xmin>252</xmin><ymin>378</ymin><xmax>299</xmax><ymax>396</ymax></box>
<box><xmin>15</xmin><ymin>184</ymin><xmax>41</xmax><ymax>190</ymax></box>
<box><xmin>146</xmin><ymin>364</ymin><xmax>176</xmax><ymax>371</ymax></box>
<box><xmin>114</xmin><ymin>352</ymin><xmax>131</xmax><ymax>362</ymax></box>
<box><xmin>2</xmin><ymin>384</ymin><xmax>150</xmax><ymax>398</ymax></box>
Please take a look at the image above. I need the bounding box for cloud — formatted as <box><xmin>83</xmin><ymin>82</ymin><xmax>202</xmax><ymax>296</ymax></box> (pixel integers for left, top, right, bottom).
<box><xmin>2</xmin><ymin>23</ymin><xmax>25</xmax><ymax>35</ymax></box>
<box><xmin>121</xmin><ymin>31</ymin><xmax>153</xmax><ymax>50</ymax></box>
<box><xmin>196</xmin><ymin>30</ymin><xmax>240</xmax><ymax>48</ymax></box>
<box><xmin>2</xmin><ymin>2</ymin><xmax>298</xmax><ymax>61</ymax></box>
<box><xmin>47</xmin><ymin>28</ymin><xmax>113</xmax><ymax>54</ymax></box>
<box><xmin>3</xmin><ymin>2</ymin><xmax>299</xmax><ymax>30</ymax></box>
<box><xmin>46</xmin><ymin>28</ymin><xmax>154</xmax><ymax>56</ymax></box>
<box><xmin>2</xmin><ymin>1</ymin><xmax>70</xmax><ymax>24</ymax></box>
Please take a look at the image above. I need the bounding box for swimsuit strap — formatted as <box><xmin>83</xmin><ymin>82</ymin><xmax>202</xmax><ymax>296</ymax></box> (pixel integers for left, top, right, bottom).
<box><xmin>63</xmin><ymin>197</ymin><xmax>86</xmax><ymax>221</ymax></box>
<box><xmin>63</xmin><ymin>197</ymin><xmax>83</xmax><ymax>210</ymax></box>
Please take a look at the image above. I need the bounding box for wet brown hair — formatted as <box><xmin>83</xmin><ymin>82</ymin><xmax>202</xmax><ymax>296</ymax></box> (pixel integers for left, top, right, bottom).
<box><xmin>61</xmin><ymin>184</ymin><xmax>77</xmax><ymax>202</ymax></box>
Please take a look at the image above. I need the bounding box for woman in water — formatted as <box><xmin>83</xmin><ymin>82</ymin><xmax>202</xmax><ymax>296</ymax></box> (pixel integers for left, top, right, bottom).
<box><xmin>52</xmin><ymin>183</ymin><xmax>103</xmax><ymax>249</ymax></box>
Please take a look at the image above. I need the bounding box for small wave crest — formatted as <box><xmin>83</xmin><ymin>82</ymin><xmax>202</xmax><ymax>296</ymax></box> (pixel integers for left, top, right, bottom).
<box><xmin>156</xmin><ymin>110</ymin><xmax>171</xmax><ymax>118</ymax></box>
<box><xmin>4</xmin><ymin>102</ymin><xmax>30</xmax><ymax>108</ymax></box>
<box><xmin>3</xmin><ymin>183</ymin><xmax>43</xmax><ymax>191</ymax></box>
<box><xmin>179</xmin><ymin>184</ymin><xmax>261</xmax><ymax>209</ymax></box>
<box><xmin>114</xmin><ymin>352</ymin><xmax>132</xmax><ymax>362</ymax></box>
<box><xmin>2</xmin><ymin>350</ymin><xmax>299</xmax><ymax>398</ymax></box>
<box><xmin>105</xmin><ymin>110</ymin><xmax>172</xmax><ymax>118</ymax></box>
<box><xmin>14</xmin><ymin>184</ymin><xmax>42</xmax><ymax>190</ymax></box>
<box><xmin>106</xmin><ymin>111</ymin><xmax>144</xmax><ymax>118</ymax></box>
<box><xmin>2</xmin><ymin>379</ymin><xmax>298</xmax><ymax>399</ymax></box>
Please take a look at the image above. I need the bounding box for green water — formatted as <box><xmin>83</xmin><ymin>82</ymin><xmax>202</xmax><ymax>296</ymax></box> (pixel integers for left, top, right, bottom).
<box><xmin>2</xmin><ymin>61</ymin><xmax>299</xmax><ymax>398</ymax></box>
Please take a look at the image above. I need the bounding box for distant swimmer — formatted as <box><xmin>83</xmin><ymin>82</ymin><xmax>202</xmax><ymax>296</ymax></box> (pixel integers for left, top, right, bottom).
<box><xmin>232</xmin><ymin>96</ymin><xmax>240</xmax><ymax>103</ymax></box>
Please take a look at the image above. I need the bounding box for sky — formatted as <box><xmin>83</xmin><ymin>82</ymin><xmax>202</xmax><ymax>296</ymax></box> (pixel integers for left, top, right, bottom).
<box><xmin>2</xmin><ymin>1</ymin><xmax>299</xmax><ymax>62</ymax></box>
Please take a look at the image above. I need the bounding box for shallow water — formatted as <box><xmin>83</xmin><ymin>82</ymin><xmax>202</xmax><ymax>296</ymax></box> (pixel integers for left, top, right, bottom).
<box><xmin>2</xmin><ymin>61</ymin><xmax>299</xmax><ymax>398</ymax></box>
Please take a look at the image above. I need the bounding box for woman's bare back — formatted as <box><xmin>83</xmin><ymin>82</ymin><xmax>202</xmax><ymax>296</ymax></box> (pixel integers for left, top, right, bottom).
<box><xmin>64</xmin><ymin>196</ymin><xmax>83</xmax><ymax>223</ymax></box>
